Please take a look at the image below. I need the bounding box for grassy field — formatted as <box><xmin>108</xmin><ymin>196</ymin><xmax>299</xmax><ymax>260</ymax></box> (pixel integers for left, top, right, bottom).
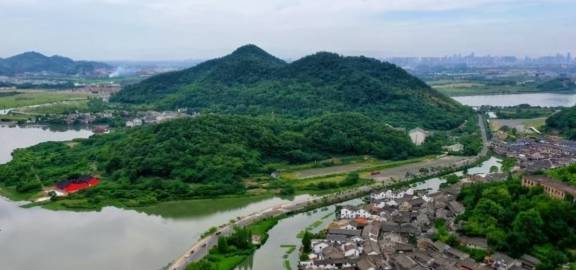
<box><xmin>490</xmin><ymin>117</ymin><xmax>546</xmax><ymax>133</ymax></box>
<box><xmin>0</xmin><ymin>185</ymin><xmax>39</xmax><ymax>201</ymax></box>
<box><xmin>0</xmin><ymin>90</ymin><xmax>90</xmax><ymax>109</ymax></box>
<box><xmin>280</xmin><ymin>156</ymin><xmax>429</xmax><ymax>181</ymax></box>
<box><xmin>428</xmin><ymin>80</ymin><xmax>540</xmax><ymax>96</ymax></box>
<box><xmin>17</xmin><ymin>100</ymin><xmax>89</xmax><ymax>114</ymax></box>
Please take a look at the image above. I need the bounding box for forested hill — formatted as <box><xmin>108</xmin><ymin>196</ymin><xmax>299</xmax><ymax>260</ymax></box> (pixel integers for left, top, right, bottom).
<box><xmin>0</xmin><ymin>113</ymin><xmax>439</xmax><ymax>207</ymax></box>
<box><xmin>0</xmin><ymin>52</ymin><xmax>111</xmax><ymax>76</ymax></box>
<box><xmin>112</xmin><ymin>45</ymin><xmax>469</xmax><ymax>129</ymax></box>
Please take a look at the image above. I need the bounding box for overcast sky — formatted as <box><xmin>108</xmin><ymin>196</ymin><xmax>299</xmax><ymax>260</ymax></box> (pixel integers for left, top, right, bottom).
<box><xmin>0</xmin><ymin>0</ymin><xmax>574</xmax><ymax>60</ymax></box>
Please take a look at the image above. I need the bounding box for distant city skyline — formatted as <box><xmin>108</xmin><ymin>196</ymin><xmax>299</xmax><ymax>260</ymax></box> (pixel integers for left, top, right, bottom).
<box><xmin>2</xmin><ymin>50</ymin><xmax>575</xmax><ymax>64</ymax></box>
<box><xmin>0</xmin><ymin>0</ymin><xmax>574</xmax><ymax>60</ymax></box>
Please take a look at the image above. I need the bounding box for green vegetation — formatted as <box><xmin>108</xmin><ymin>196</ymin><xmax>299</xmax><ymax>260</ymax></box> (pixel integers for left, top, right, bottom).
<box><xmin>0</xmin><ymin>46</ymin><xmax>477</xmax><ymax>209</ymax></box>
<box><xmin>537</xmin><ymin>78</ymin><xmax>576</xmax><ymax>92</ymax></box>
<box><xmin>280</xmin><ymin>244</ymin><xmax>297</xmax><ymax>270</ymax></box>
<box><xmin>433</xmin><ymin>218</ymin><xmax>488</xmax><ymax>261</ymax></box>
<box><xmin>500</xmin><ymin>158</ymin><xmax>516</xmax><ymax>173</ymax></box>
<box><xmin>546</xmin><ymin>106</ymin><xmax>576</xmax><ymax>138</ymax></box>
<box><xmin>458</xmin><ymin>179</ymin><xmax>576</xmax><ymax>269</ymax></box>
<box><xmin>300</xmin><ymin>231</ymin><xmax>312</xmax><ymax>259</ymax></box>
<box><xmin>548</xmin><ymin>164</ymin><xmax>576</xmax><ymax>186</ymax></box>
<box><xmin>280</xmin><ymin>156</ymin><xmax>429</xmax><ymax>180</ymax></box>
<box><xmin>112</xmin><ymin>45</ymin><xmax>469</xmax><ymax>130</ymax></box>
<box><xmin>0</xmin><ymin>90</ymin><xmax>89</xmax><ymax>110</ymax></box>
<box><xmin>433</xmin><ymin>218</ymin><xmax>459</xmax><ymax>246</ymax></box>
<box><xmin>479</xmin><ymin>104</ymin><xmax>559</xmax><ymax>119</ymax></box>
<box><xmin>452</xmin><ymin>116</ymin><xmax>484</xmax><ymax>156</ymax></box>
<box><xmin>201</xmin><ymin>227</ymin><xmax>219</xmax><ymax>239</ymax></box>
<box><xmin>429</xmin><ymin>77</ymin><xmax>576</xmax><ymax>97</ymax></box>
<box><xmin>429</xmin><ymin>79</ymin><xmax>538</xmax><ymax>96</ymax></box>
<box><xmin>0</xmin><ymin>113</ymin><xmax>446</xmax><ymax>208</ymax></box>
<box><xmin>439</xmin><ymin>174</ymin><xmax>460</xmax><ymax>188</ymax></box>
<box><xmin>186</xmin><ymin>218</ymin><xmax>278</xmax><ymax>270</ymax></box>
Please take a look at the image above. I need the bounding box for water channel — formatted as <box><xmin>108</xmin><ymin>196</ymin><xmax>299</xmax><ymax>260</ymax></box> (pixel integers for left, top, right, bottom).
<box><xmin>237</xmin><ymin>156</ymin><xmax>502</xmax><ymax>270</ymax></box>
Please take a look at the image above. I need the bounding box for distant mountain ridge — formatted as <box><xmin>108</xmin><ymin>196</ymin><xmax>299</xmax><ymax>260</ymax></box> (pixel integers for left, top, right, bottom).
<box><xmin>0</xmin><ymin>51</ymin><xmax>112</xmax><ymax>76</ymax></box>
<box><xmin>112</xmin><ymin>44</ymin><xmax>469</xmax><ymax>129</ymax></box>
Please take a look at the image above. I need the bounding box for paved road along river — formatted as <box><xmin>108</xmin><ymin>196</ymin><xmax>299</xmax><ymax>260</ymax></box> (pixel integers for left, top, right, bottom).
<box><xmin>168</xmin><ymin>115</ymin><xmax>490</xmax><ymax>270</ymax></box>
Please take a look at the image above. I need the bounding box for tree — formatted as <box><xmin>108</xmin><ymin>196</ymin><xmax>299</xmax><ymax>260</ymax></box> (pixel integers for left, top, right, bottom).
<box><xmin>302</xmin><ymin>231</ymin><xmax>312</xmax><ymax>254</ymax></box>
<box><xmin>511</xmin><ymin>209</ymin><xmax>546</xmax><ymax>246</ymax></box>
<box><xmin>188</xmin><ymin>260</ymin><xmax>216</xmax><ymax>270</ymax></box>
<box><xmin>217</xmin><ymin>237</ymin><xmax>229</xmax><ymax>253</ymax></box>
<box><xmin>490</xmin><ymin>165</ymin><xmax>499</xmax><ymax>173</ymax></box>
<box><xmin>340</xmin><ymin>172</ymin><xmax>360</xmax><ymax>187</ymax></box>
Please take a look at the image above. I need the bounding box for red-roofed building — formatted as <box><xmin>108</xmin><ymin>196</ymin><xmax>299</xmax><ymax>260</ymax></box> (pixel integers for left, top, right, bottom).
<box><xmin>55</xmin><ymin>176</ymin><xmax>100</xmax><ymax>193</ymax></box>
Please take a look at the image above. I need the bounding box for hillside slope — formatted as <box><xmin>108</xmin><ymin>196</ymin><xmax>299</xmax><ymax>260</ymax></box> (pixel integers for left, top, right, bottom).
<box><xmin>0</xmin><ymin>52</ymin><xmax>111</xmax><ymax>76</ymax></box>
<box><xmin>112</xmin><ymin>45</ymin><xmax>469</xmax><ymax>129</ymax></box>
<box><xmin>0</xmin><ymin>113</ymin><xmax>429</xmax><ymax>207</ymax></box>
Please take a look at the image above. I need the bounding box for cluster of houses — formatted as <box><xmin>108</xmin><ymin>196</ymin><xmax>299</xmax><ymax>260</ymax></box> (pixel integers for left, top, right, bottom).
<box><xmin>491</xmin><ymin>137</ymin><xmax>576</xmax><ymax>172</ymax></box>
<box><xmin>125</xmin><ymin>110</ymin><xmax>194</xmax><ymax>127</ymax></box>
<box><xmin>53</xmin><ymin>109</ymin><xmax>192</xmax><ymax>129</ymax></box>
<box><xmin>73</xmin><ymin>83</ymin><xmax>121</xmax><ymax>101</ymax></box>
<box><xmin>298</xmin><ymin>186</ymin><xmax>541</xmax><ymax>270</ymax></box>
<box><xmin>63</xmin><ymin>112</ymin><xmax>113</xmax><ymax>125</ymax></box>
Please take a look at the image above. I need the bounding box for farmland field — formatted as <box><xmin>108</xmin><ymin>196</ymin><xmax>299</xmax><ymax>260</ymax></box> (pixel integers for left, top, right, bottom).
<box><xmin>428</xmin><ymin>80</ymin><xmax>539</xmax><ymax>96</ymax></box>
<box><xmin>0</xmin><ymin>90</ymin><xmax>90</xmax><ymax>109</ymax></box>
<box><xmin>280</xmin><ymin>156</ymin><xmax>430</xmax><ymax>180</ymax></box>
<box><xmin>490</xmin><ymin>117</ymin><xmax>546</xmax><ymax>133</ymax></box>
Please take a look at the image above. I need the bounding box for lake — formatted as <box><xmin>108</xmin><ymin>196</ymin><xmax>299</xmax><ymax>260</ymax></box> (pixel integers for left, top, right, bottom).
<box><xmin>0</xmin><ymin>125</ymin><xmax>314</xmax><ymax>270</ymax></box>
<box><xmin>452</xmin><ymin>92</ymin><xmax>576</xmax><ymax>107</ymax></box>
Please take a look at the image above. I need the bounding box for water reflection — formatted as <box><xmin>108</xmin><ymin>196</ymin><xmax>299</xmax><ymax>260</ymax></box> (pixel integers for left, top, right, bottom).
<box><xmin>0</xmin><ymin>125</ymin><xmax>93</xmax><ymax>164</ymax></box>
<box><xmin>0</xmin><ymin>125</ymin><xmax>314</xmax><ymax>270</ymax></box>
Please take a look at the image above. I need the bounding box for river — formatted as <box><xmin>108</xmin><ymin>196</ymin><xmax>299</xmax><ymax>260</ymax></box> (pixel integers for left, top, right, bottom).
<box><xmin>238</xmin><ymin>157</ymin><xmax>503</xmax><ymax>270</ymax></box>
<box><xmin>452</xmin><ymin>92</ymin><xmax>576</xmax><ymax>107</ymax></box>
<box><xmin>0</xmin><ymin>125</ymin><xmax>314</xmax><ymax>270</ymax></box>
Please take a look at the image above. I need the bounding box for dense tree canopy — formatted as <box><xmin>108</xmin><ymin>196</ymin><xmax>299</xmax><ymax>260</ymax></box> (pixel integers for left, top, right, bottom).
<box><xmin>546</xmin><ymin>106</ymin><xmax>576</xmax><ymax>138</ymax></box>
<box><xmin>537</xmin><ymin>77</ymin><xmax>576</xmax><ymax>92</ymax></box>
<box><xmin>458</xmin><ymin>180</ymin><xmax>576</xmax><ymax>269</ymax></box>
<box><xmin>0</xmin><ymin>113</ymin><xmax>440</xmax><ymax>206</ymax></box>
<box><xmin>112</xmin><ymin>45</ymin><xmax>470</xmax><ymax>130</ymax></box>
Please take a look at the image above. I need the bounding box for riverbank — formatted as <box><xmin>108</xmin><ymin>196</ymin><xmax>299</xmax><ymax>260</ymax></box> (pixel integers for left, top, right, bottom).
<box><xmin>186</xmin><ymin>217</ymin><xmax>280</xmax><ymax>270</ymax></box>
<box><xmin>167</xmin><ymin>113</ymin><xmax>490</xmax><ymax>270</ymax></box>
<box><xmin>169</xmin><ymin>154</ymin><xmax>491</xmax><ymax>270</ymax></box>
<box><xmin>10</xmin><ymin>155</ymin><xmax>461</xmax><ymax>212</ymax></box>
<box><xmin>1</xmin><ymin>153</ymin><xmax>437</xmax><ymax>212</ymax></box>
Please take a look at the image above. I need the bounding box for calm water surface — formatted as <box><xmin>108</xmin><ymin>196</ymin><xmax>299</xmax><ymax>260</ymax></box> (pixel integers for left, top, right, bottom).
<box><xmin>0</xmin><ymin>125</ymin><xmax>313</xmax><ymax>270</ymax></box>
<box><xmin>453</xmin><ymin>92</ymin><xmax>576</xmax><ymax>107</ymax></box>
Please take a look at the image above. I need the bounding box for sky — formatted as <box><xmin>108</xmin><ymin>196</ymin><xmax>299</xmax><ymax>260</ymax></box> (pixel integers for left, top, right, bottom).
<box><xmin>0</xmin><ymin>0</ymin><xmax>575</xmax><ymax>60</ymax></box>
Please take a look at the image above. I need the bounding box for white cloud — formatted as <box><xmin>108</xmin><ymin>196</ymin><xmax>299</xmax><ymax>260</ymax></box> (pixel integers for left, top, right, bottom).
<box><xmin>0</xmin><ymin>0</ymin><xmax>573</xmax><ymax>59</ymax></box>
